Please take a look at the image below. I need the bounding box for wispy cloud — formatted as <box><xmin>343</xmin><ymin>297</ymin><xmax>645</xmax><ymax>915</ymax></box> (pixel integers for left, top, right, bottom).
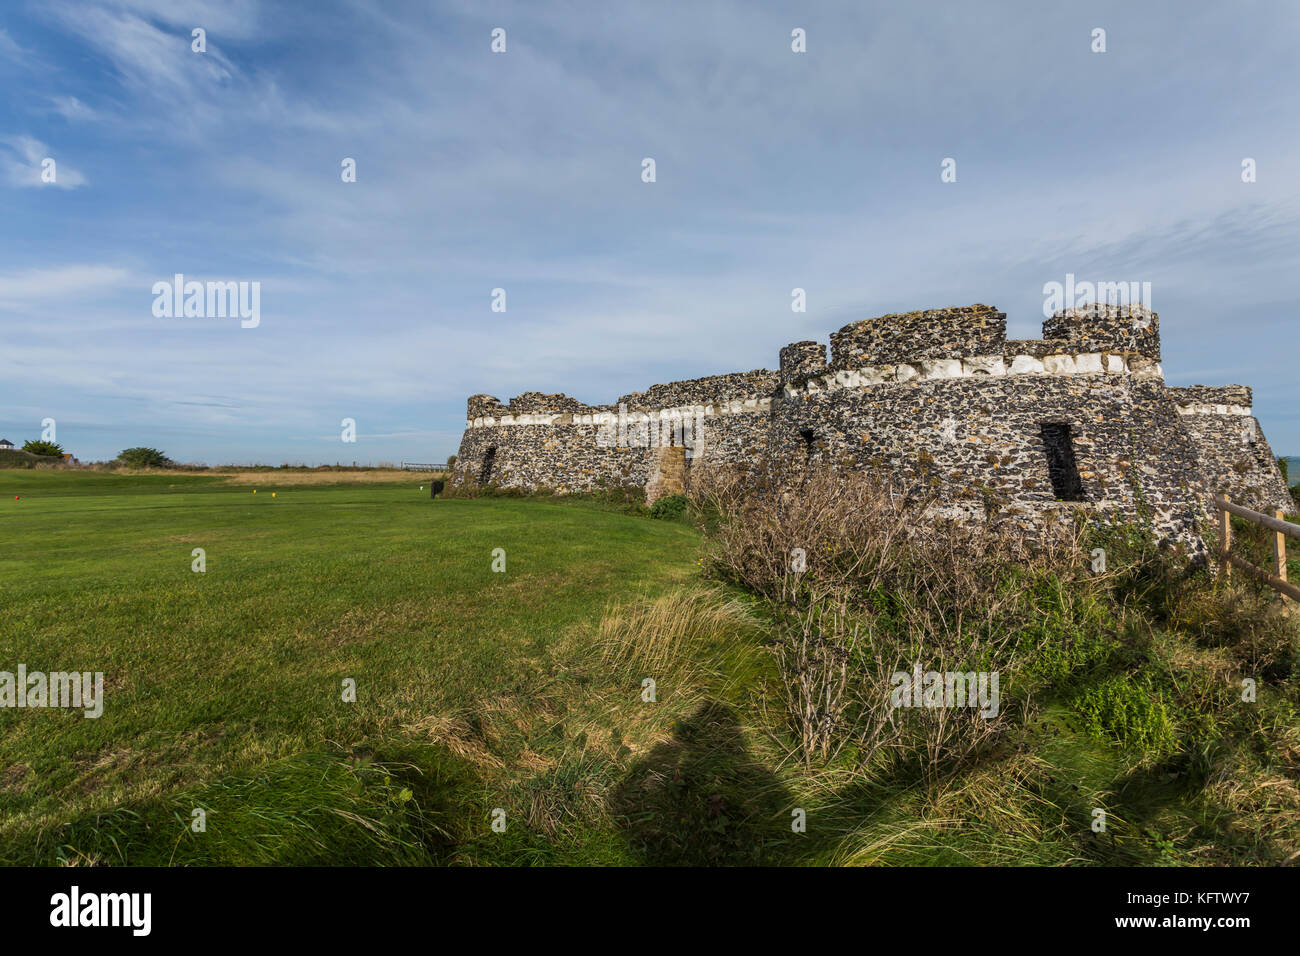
<box><xmin>0</xmin><ymin>135</ymin><xmax>87</xmax><ymax>188</ymax></box>
<box><xmin>0</xmin><ymin>27</ymin><xmax>38</xmax><ymax>68</ymax></box>
<box><xmin>0</xmin><ymin>265</ymin><xmax>129</xmax><ymax>305</ymax></box>
<box><xmin>48</xmin><ymin>95</ymin><xmax>101</xmax><ymax>122</ymax></box>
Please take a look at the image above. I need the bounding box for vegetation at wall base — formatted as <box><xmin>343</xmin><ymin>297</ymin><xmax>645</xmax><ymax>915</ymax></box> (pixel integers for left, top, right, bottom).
<box><xmin>2</xmin><ymin>467</ymin><xmax>1297</xmax><ymax>866</ymax></box>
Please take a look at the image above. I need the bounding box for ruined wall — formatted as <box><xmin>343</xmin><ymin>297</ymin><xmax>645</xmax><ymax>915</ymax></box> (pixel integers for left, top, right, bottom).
<box><xmin>618</xmin><ymin>370</ymin><xmax>778</xmax><ymax>410</ymax></box>
<box><xmin>829</xmin><ymin>304</ymin><xmax>1007</xmax><ymax>367</ymax></box>
<box><xmin>453</xmin><ymin>380</ymin><xmax>776</xmax><ymax>496</ymax></box>
<box><xmin>773</xmin><ymin>365</ymin><xmax>1208</xmax><ymax>549</ymax></box>
<box><xmin>453</xmin><ymin>421</ymin><xmax>658</xmax><ymax>492</ymax></box>
<box><xmin>1169</xmin><ymin>386</ymin><xmax>1292</xmax><ymax>512</ymax></box>
<box><xmin>452</xmin><ymin>303</ymin><xmax>1291</xmax><ymax>548</ymax></box>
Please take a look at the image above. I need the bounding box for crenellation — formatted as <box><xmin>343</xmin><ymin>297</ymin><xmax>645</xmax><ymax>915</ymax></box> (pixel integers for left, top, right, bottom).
<box><xmin>618</xmin><ymin>370</ymin><xmax>778</xmax><ymax>411</ymax></box>
<box><xmin>1043</xmin><ymin>303</ymin><xmax>1161</xmax><ymax>360</ymax></box>
<box><xmin>452</xmin><ymin>302</ymin><xmax>1291</xmax><ymax>541</ymax></box>
<box><xmin>1170</xmin><ymin>385</ymin><xmax>1252</xmax><ymax>409</ymax></box>
<box><xmin>780</xmin><ymin>341</ymin><xmax>828</xmax><ymax>385</ymax></box>
<box><xmin>830</xmin><ymin>304</ymin><xmax>1007</xmax><ymax>369</ymax></box>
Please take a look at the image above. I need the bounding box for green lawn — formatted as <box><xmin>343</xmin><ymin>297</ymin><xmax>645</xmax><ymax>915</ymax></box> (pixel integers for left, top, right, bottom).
<box><xmin>0</xmin><ymin>472</ymin><xmax>702</xmax><ymax>864</ymax></box>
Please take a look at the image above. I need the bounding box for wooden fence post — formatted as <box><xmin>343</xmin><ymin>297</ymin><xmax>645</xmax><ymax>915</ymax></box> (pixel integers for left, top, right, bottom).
<box><xmin>1217</xmin><ymin>493</ymin><xmax>1231</xmax><ymax>581</ymax></box>
<box><xmin>1214</xmin><ymin>493</ymin><xmax>1300</xmax><ymax>600</ymax></box>
<box><xmin>1276</xmin><ymin>509</ymin><xmax>1289</xmax><ymax>596</ymax></box>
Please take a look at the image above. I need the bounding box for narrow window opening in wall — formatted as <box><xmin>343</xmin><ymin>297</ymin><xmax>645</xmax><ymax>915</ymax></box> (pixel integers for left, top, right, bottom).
<box><xmin>799</xmin><ymin>429</ymin><xmax>815</xmax><ymax>457</ymax></box>
<box><xmin>1039</xmin><ymin>424</ymin><xmax>1084</xmax><ymax>501</ymax></box>
<box><xmin>480</xmin><ymin>446</ymin><xmax>497</xmax><ymax>485</ymax></box>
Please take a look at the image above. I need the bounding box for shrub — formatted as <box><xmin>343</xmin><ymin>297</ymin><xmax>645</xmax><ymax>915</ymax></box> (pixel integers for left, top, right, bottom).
<box><xmin>21</xmin><ymin>439</ymin><xmax>64</xmax><ymax>458</ymax></box>
<box><xmin>648</xmin><ymin>494</ymin><xmax>688</xmax><ymax>520</ymax></box>
<box><xmin>691</xmin><ymin>460</ymin><xmax>1087</xmax><ymax>772</ymax></box>
<box><xmin>117</xmin><ymin>447</ymin><xmax>173</xmax><ymax>468</ymax></box>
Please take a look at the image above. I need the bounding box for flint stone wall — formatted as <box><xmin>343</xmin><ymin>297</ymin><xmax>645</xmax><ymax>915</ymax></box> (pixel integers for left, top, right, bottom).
<box><xmin>452</xmin><ymin>303</ymin><xmax>1292</xmax><ymax>548</ymax></box>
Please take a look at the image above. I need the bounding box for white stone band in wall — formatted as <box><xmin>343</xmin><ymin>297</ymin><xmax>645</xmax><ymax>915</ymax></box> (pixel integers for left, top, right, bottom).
<box><xmin>469</xmin><ymin>398</ymin><xmax>770</xmax><ymax>429</ymax></box>
<box><xmin>1174</xmin><ymin>403</ymin><xmax>1252</xmax><ymax>417</ymax></box>
<box><xmin>467</xmin><ymin>351</ymin><xmax>1163</xmax><ymax>428</ymax></box>
<box><xmin>784</xmin><ymin>351</ymin><xmax>1162</xmax><ymax>399</ymax></box>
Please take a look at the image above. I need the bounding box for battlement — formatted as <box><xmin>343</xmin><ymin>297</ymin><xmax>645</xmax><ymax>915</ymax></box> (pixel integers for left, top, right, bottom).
<box><xmin>1169</xmin><ymin>385</ymin><xmax>1253</xmax><ymax>415</ymax></box>
<box><xmin>618</xmin><ymin>370</ymin><xmax>777</xmax><ymax>410</ymax></box>
<box><xmin>466</xmin><ymin>371</ymin><xmax>779</xmax><ymax>425</ymax></box>
<box><xmin>1042</xmin><ymin>303</ymin><xmax>1160</xmax><ymax>360</ymax></box>
<box><xmin>470</xmin><ymin>304</ymin><xmax>1174</xmax><ymax>423</ymax></box>
<box><xmin>775</xmin><ymin>304</ymin><xmax>1164</xmax><ymax>391</ymax></box>
<box><xmin>466</xmin><ymin>391</ymin><xmax>602</xmax><ymax>421</ymax></box>
<box><xmin>466</xmin><ymin>394</ymin><xmax>508</xmax><ymax>419</ymax></box>
<box><xmin>779</xmin><ymin>341</ymin><xmax>828</xmax><ymax>385</ymax></box>
<box><xmin>829</xmin><ymin>304</ymin><xmax>1006</xmax><ymax>369</ymax></box>
<box><xmin>453</xmin><ymin>296</ymin><xmax>1292</xmax><ymax>536</ymax></box>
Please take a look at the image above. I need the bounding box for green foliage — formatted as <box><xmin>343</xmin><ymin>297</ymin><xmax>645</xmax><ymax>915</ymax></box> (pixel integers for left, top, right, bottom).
<box><xmin>0</xmin><ymin>450</ymin><xmax>40</xmax><ymax>469</ymax></box>
<box><xmin>26</xmin><ymin>748</ymin><xmax>470</xmax><ymax>866</ymax></box>
<box><xmin>116</xmin><ymin>446</ymin><xmax>173</xmax><ymax>468</ymax></box>
<box><xmin>648</xmin><ymin>494</ymin><xmax>688</xmax><ymax>521</ymax></box>
<box><xmin>21</xmin><ymin>439</ymin><xmax>64</xmax><ymax>458</ymax></box>
<box><xmin>1013</xmin><ymin>572</ymin><xmax>1119</xmax><ymax>690</ymax></box>
<box><xmin>1072</xmin><ymin>673</ymin><xmax>1177</xmax><ymax>756</ymax></box>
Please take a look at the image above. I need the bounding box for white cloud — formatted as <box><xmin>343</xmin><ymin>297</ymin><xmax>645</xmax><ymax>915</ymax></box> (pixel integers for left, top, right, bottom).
<box><xmin>0</xmin><ymin>27</ymin><xmax>37</xmax><ymax>68</ymax></box>
<box><xmin>0</xmin><ymin>135</ymin><xmax>87</xmax><ymax>189</ymax></box>
<box><xmin>49</xmin><ymin>95</ymin><xmax>101</xmax><ymax>122</ymax></box>
<box><xmin>48</xmin><ymin>4</ymin><xmax>238</xmax><ymax>107</ymax></box>
<box><xmin>0</xmin><ymin>265</ymin><xmax>131</xmax><ymax>306</ymax></box>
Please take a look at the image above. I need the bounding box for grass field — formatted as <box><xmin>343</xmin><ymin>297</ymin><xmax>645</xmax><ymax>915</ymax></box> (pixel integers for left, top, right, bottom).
<box><xmin>0</xmin><ymin>470</ymin><xmax>705</xmax><ymax>864</ymax></box>
<box><xmin>2</xmin><ymin>470</ymin><xmax>1298</xmax><ymax>866</ymax></box>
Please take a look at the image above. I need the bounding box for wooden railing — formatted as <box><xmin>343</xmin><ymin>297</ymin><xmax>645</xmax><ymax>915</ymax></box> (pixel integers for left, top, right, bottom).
<box><xmin>1215</xmin><ymin>493</ymin><xmax>1299</xmax><ymax>600</ymax></box>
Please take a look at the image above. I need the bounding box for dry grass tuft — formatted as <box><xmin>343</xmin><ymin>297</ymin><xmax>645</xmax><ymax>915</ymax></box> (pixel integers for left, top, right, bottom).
<box><xmin>404</xmin><ymin>714</ymin><xmax>506</xmax><ymax>772</ymax></box>
<box><xmin>598</xmin><ymin>586</ymin><xmax>762</xmax><ymax>680</ymax></box>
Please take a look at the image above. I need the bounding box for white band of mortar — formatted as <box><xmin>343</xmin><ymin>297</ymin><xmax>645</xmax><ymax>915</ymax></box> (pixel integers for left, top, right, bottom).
<box><xmin>783</xmin><ymin>352</ymin><xmax>1160</xmax><ymax>400</ymax></box>
<box><xmin>468</xmin><ymin>352</ymin><xmax>1163</xmax><ymax>428</ymax></box>
<box><xmin>1175</xmin><ymin>403</ymin><xmax>1252</xmax><ymax>416</ymax></box>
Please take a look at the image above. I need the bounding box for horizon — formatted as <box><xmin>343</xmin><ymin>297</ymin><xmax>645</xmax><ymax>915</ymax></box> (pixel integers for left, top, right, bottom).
<box><xmin>3</xmin><ymin>1</ymin><xmax>1299</xmax><ymax>463</ymax></box>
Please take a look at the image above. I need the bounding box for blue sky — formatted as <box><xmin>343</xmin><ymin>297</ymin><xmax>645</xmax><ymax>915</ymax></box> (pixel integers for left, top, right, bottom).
<box><xmin>1</xmin><ymin>0</ymin><xmax>1298</xmax><ymax>465</ymax></box>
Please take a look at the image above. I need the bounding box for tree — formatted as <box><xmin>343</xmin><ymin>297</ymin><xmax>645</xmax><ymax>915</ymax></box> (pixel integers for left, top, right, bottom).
<box><xmin>22</xmin><ymin>439</ymin><xmax>64</xmax><ymax>457</ymax></box>
<box><xmin>117</xmin><ymin>447</ymin><xmax>173</xmax><ymax>468</ymax></box>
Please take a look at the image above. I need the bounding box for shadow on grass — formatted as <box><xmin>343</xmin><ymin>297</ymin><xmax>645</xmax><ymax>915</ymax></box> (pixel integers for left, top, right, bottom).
<box><xmin>608</xmin><ymin>700</ymin><xmax>805</xmax><ymax>866</ymax></box>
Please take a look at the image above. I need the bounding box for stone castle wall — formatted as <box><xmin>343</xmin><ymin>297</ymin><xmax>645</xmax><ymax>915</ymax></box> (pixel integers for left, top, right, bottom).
<box><xmin>452</xmin><ymin>304</ymin><xmax>1291</xmax><ymax>548</ymax></box>
<box><xmin>1168</xmin><ymin>386</ymin><xmax>1292</xmax><ymax>513</ymax></box>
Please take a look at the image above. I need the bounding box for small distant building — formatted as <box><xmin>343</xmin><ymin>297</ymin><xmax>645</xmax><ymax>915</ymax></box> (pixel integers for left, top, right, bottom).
<box><xmin>0</xmin><ymin>439</ymin><xmax>14</xmax><ymax>450</ymax></box>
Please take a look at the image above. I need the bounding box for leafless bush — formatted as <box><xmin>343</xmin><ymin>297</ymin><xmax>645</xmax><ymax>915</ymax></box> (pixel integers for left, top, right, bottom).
<box><xmin>691</xmin><ymin>459</ymin><xmax>1085</xmax><ymax>774</ymax></box>
<box><xmin>772</xmin><ymin>598</ymin><xmax>858</xmax><ymax>767</ymax></box>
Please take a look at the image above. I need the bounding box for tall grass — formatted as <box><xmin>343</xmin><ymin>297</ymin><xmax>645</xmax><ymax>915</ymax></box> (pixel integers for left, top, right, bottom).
<box><xmin>682</xmin><ymin>460</ymin><xmax>1300</xmax><ymax>864</ymax></box>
